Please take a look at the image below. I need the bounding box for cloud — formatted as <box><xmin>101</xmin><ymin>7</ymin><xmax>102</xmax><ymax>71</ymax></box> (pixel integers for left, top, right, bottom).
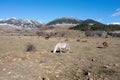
<box><xmin>116</xmin><ymin>8</ymin><xmax>120</xmax><ymax>11</ymax></box>
<box><xmin>109</xmin><ymin>22</ymin><xmax>120</xmax><ymax>25</ymax></box>
<box><xmin>112</xmin><ymin>8</ymin><xmax>120</xmax><ymax>17</ymax></box>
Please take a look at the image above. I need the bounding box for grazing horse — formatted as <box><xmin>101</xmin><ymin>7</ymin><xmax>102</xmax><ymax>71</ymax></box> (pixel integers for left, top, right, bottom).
<box><xmin>53</xmin><ymin>43</ymin><xmax>70</xmax><ymax>53</ymax></box>
<box><xmin>103</xmin><ymin>42</ymin><xmax>108</xmax><ymax>48</ymax></box>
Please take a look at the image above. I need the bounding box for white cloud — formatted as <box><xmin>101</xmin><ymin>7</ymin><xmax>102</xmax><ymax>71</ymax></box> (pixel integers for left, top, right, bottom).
<box><xmin>112</xmin><ymin>8</ymin><xmax>120</xmax><ymax>16</ymax></box>
<box><xmin>112</xmin><ymin>12</ymin><xmax>120</xmax><ymax>16</ymax></box>
<box><xmin>116</xmin><ymin>8</ymin><xmax>120</xmax><ymax>11</ymax></box>
<box><xmin>109</xmin><ymin>22</ymin><xmax>120</xmax><ymax>25</ymax></box>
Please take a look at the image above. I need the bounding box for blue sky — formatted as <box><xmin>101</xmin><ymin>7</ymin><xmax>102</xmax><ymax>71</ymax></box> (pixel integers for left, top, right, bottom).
<box><xmin>0</xmin><ymin>0</ymin><xmax>120</xmax><ymax>24</ymax></box>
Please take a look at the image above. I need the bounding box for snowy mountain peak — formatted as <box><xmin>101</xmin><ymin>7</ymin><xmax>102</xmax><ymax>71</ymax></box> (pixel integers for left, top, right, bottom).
<box><xmin>0</xmin><ymin>18</ymin><xmax>44</xmax><ymax>28</ymax></box>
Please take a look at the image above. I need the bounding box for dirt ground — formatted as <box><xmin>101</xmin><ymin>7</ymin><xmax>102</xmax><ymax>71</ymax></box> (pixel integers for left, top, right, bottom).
<box><xmin>0</xmin><ymin>35</ymin><xmax>120</xmax><ymax>80</ymax></box>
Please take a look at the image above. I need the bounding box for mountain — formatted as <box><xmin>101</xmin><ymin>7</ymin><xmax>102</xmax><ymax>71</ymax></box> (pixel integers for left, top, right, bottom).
<box><xmin>0</xmin><ymin>17</ymin><xmax>44</xmax><ymax>28</ymax></box>
<box><xmin>0</xmin><ymin>17</ymin><xmax>104</xmax><ymax>28</ymax></box>
<box><xmin>82</xmin><ymin>19</ymin><xmax>103</xmax><ymax>25</ymax></box>
<box><xmin>46</xmin><ymin>17</ymin><xmax>103</xmax><ymax>26</ymax></box>
<box><xmin>46</xmin><ymin>17</ymin><xmax>83</xmax><ymax>26</ymax></box>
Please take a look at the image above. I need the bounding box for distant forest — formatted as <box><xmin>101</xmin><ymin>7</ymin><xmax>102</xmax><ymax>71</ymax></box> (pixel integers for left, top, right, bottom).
<box><xmin>70</xmin><ymin>24</ymin><xmax>120</xmax><ymax>31</ymax></box>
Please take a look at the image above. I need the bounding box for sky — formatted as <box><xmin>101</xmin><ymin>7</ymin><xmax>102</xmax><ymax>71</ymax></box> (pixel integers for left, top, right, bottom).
<box><xmin>0</xmin><ymin>0</ymin><xmax>120</xmax><ymax>24</ymax></box>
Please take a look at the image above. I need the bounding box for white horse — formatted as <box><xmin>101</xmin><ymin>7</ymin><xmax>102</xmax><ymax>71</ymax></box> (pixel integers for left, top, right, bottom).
<box><xmin>53</xmin><ymin>43</ymin><xmax>70</xmax><ymax>53</ymax></box>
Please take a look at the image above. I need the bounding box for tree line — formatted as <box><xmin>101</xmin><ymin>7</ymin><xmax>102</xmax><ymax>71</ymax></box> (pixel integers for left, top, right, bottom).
<box><xmin>70</xmin><ymin>24</ymin><xmax>120</xmax><ymax>31</ymax></box>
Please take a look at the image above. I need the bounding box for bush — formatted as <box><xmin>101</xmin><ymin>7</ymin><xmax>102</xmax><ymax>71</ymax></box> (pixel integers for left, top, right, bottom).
<box><xmin>26</xmin><ymin>43</ymin><xmax>36</xmax><ymax>52</ymax></box>
<box><xmin>36</xmin><ymin>31</ymin><xmax>42</xmax><ymax>36</ymax></box>
<box><xmin>70</xmin><ymin>24</ymin><xmax>120</xmax><ymax>31</ymax></box>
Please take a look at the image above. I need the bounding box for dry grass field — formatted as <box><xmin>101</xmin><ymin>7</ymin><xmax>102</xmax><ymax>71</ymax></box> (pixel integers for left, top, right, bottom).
<box><xmin>0</xmin><ymin>29</ymin><xmax>120</xmax><ymax>80</ymax></box>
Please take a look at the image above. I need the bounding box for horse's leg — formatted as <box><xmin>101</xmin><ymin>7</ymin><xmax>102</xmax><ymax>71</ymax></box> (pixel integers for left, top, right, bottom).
<box><xmin>60</xmin><ymin>47</ymin><xmax>62</xmax><ymax>53</ymax></box>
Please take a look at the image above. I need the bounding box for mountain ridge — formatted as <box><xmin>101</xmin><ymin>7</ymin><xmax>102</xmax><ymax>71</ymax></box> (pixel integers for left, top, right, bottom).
<box><xmin>0</xmin><ymin>17</ymin><xmax>104</xmax><ymax>28</ymax></box>
<box><xmin>46</xmin><ymin>17</ymin><xmax>103</xmax><ymax>26</ymax></box>
<box><xmin>0</xmin><ymin>17</ymin><xmax>44</xmax><ymax>28</ymax></box>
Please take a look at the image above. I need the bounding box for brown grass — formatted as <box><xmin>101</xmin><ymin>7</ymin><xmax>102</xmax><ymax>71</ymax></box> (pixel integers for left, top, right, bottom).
<box><xmin>0</xmin><ymin>30</ymin><xmax>120</xmax><ymax>80</ymax></box>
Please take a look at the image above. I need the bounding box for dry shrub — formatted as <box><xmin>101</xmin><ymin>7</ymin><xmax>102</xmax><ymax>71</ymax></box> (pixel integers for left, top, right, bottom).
<box><xmin>76</xmin><ymin>39</ymin><xmax>80</xmax><ymax>42</ymax></box>
<box><xmin>26</xmin><ymin>43</ymin><xmax>36</xmax><ymax>52</ymax></box>
<box><xmin>65</xmin><ymin>38</ymin><xmax>69</xmax><ymax>41</ymax></box>
<box><xmin>45</xmin><ymin>36</ymin><xmax>50</xmax><ymax>40</ymax></box>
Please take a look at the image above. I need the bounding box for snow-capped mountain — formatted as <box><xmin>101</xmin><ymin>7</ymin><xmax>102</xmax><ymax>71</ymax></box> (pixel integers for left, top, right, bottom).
<box><xmin>0</xmin><ymin>17</ymin><xmax>44</xmax><ymax>28</ymax></box>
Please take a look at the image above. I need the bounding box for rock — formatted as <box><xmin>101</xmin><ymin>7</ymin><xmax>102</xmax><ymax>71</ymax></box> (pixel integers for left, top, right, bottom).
<box><xmin>87</xmin><ymin>72</ymin><xmax>91</xmax><ymax>76</ymax></box>
<box><xmin>56</xmin><ymin>75</ymin><xmax>59</xmax><ymax>77</ymax></box>
<box><xmin>7</xmin><ymin>71</ymin><xmax>12</xmax><ymax>74</ymax></box>
<box><xmin>114</xmin><ymin>63</ymin><xmax>118</xmax><ymax>67</ymax></box>
<box><xmin>103</xmin><ymin>65</ymin><xmax>109</xmax><ymax>68</ymax></box>
<box><xmin>2</xmin><ymin>68</ymin><xmax>6</xmax><ymax>71</ymax></box>
<box><xmin>91</xmin><ymin>58</ymin><xmax>96</xmax><ymax>62</ymax></box>
<box><xmin>85</xmin><ymin>71</ymin><xmax>91</xmax><ymax>76</ymax></box>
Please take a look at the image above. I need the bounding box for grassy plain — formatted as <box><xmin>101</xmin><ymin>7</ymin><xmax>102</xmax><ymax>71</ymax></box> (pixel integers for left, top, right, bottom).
<box><xmin>0</xmin><ymin>30</ymin><xmax>120</xmax><ymax>80</ymax></box>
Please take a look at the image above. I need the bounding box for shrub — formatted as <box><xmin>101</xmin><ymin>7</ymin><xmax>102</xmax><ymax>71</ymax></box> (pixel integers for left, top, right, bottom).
<box><xmin>36</xmin><ymin>31</ymin><xmax>41</xmax><ymax>36</ymax></box>
<box><xmin>70</xmin><ymin>24</ymin><xmax>120</xmax><ymax>31</ymax></box>
<box><xmin>26</xmin><ymin>43</ymin><xmax>36</xmax><ymax>52</ymax></box>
